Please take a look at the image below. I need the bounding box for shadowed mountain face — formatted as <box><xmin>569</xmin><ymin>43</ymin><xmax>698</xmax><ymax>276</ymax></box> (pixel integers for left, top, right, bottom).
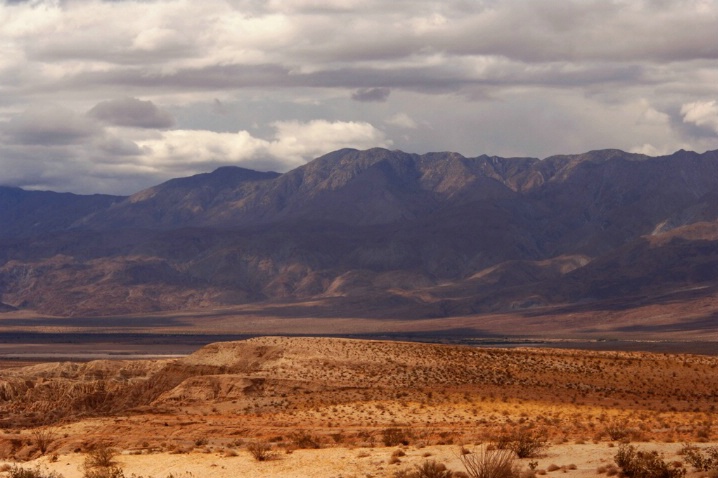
<box><xmin>1</xmin><ymin>147</ymin><xmax>717</xmax><ymax>318</ymax></box>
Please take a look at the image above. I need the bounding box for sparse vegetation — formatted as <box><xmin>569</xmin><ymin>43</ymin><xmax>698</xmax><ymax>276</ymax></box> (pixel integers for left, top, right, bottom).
<box><xmin>8</xmin><ymin>466</ymin><xmax>63</xmax><ymax>478</ymax></box>
<box><xmin>2</xmin><ymin>338</ymin><xmax>718</xmax><ymax>477</ymax></box>
<box><xmin>680</xmin><ymin>443</ymin><xmax>718</xmax><ymax>472</ymax></box>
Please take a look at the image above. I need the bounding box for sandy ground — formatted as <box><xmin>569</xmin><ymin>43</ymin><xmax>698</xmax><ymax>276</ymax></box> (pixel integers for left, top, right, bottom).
<box><xmin>1</xmin><ymin>442</ymin><xmax>701</xmax><ymax>478</ymax></box>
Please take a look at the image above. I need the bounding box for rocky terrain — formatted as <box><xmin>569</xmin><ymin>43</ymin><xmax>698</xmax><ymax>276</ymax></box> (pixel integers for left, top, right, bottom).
<box><xmin>0</xmin><ymin>148</ymin><xmax>717</xmax><ymax>334</ymax></box>
<box><xmin>1</xmin><ymin>337</ymin><xmax>718</xmax><ymax>477</ymax></box>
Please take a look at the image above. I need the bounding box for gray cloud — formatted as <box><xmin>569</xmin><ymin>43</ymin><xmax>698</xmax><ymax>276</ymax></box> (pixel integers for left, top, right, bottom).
<box><xmin>4</xmin><ymin>104</ymin><xmax>101</xmax><ymax>146</ymax></box>
<box><xmin>351</xmin><ymin>88</ymin><xmax>391</xmax><ymax>103</ymax></box>
<box><xmin>87</xmin><ymin>97</ymin><xmax>176</xmax><ymax>129</ymax></box>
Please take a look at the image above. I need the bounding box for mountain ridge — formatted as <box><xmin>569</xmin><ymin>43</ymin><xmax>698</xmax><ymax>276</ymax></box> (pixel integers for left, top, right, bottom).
<box><xmin>1</xmin><ymin>147</ymin><xmax>717</xmax><ymax>323</ymax></box>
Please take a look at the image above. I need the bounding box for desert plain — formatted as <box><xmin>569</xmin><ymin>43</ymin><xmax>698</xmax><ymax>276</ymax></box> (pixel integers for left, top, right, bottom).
<box><xmin>1</xmin><ymin>335</ymin><xmax>718</xmax><ymax>478</ymax></box>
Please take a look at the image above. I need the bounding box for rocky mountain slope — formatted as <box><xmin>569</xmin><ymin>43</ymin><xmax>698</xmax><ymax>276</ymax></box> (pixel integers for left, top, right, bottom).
<box><xmin>0</xmin><ymin>147</ymin><xmax>717</xmax><ymax>318</ymax></box>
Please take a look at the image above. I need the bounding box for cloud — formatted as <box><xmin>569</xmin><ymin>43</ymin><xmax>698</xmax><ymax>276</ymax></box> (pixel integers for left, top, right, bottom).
<box><xmin>4</xmin><ymin>104</ymin><xmax>101</xmax><ymax>145</ymax></box>
<box><xmin>681</xmin><ymin>100</ymin><xmax>718</xmax><ymax>134</ymax></box>
<box><xmin>385</xmin><ymin>113</ymin><xmax>418</xmax><ymax>129</ymax></box>
<box><xmin>0</xmin><ymin>104</ymin><xmax>390</xmax><ymax>194</ymax></box>
<box><xmin>137</xmin><ymin>119</ymin><xmax>391</xmax><ymax>175</ymax></box>
<box><xmin>351</xmin><ymin>87</ymin><xmax>391</xmax><ymax>102</ymax></box>
<box><xmin>87</xmin><ymin>97</ymin><xmax>176</xmax><ymax>129</ymax></box>
<box><xmin>1</xmin><ymin>0</ymin><xmax>718</xmax><ymax>194</ymax></box>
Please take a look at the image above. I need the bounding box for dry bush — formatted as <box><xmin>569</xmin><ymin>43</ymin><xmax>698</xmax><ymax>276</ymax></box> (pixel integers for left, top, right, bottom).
<box><xmin>83</xmin><ymin>468</ymin><xmax>125</xmax><ymax>478</ymax></box>
<box><xmin>383</xmin><ymin>427</ymin><xmax>411</xmax><ymax>447</ymax></box>
<box><xmin>246</xmin><ymin>441</ymin><xmax>277</xmax><ymax>461</ymax></box>
<box><xmin>459</xmin><ymin>446</ymin><xmax>519</xmax><ymax>478</ymax></box>
<box><xmin>614</xmin><ymin>444</ymin><xmax>686</xmax><ymax>478</ymax></box>
<box><xmin>495</xmin><ymin>429</ymin><xmax>546</xmax><ymax>459</ymax></box>
<box><xmin>8</xmin><ymin>466</ymin><xmax>63</xmax><ymax>478</ymax></box>
<box><xmin>288</xmin><ymin>430</ymin><xmax>321</xmax><ymax>449</ymax></box>
<box><xmin>31</xmin><ymin>429</ymin><xmax>56</xmax><ymax>455</ymax></box>
<box><xmin>84</xmin><ymin>444</ymin><xmax>118</xmax><ymax>470</ymax></box>
<box><xmin>605</xmin><ymin>422</ymin><xmax>630</xmax><ymax>441</ymax></box>
<box><xmin>397</xmin><ymin>460</ymin><xmax>453</xmax><ymax>478</ymax></box>
<box><xmin>679</xmin><ymin>443</ymin><xmax>718</xmax><ymax>472</ymax></box>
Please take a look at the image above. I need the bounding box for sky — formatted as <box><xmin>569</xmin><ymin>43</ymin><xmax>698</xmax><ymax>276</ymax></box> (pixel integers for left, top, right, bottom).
<box><xmin>1</xmin><ymin>0</ymin><xmax>718</xmax><ymax>195</ymax></box>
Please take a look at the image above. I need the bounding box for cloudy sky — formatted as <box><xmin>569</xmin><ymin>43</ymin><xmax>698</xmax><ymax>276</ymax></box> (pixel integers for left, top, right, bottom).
<box><xmin>2</xmin><ymin>0</ymin><xmax>718</xmax><ymax>194</ymax></box>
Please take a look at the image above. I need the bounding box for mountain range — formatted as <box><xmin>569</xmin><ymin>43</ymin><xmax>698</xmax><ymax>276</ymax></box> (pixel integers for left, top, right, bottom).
<box><xmin>1</xmin><ymin>147</ymin><xmax>717</xmax><ymax>321</ymax></box>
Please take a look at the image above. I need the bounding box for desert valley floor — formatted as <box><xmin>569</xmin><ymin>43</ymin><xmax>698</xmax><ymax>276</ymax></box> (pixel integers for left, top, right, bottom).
<box><xmin>2</xmin><ymin>336</ymin><xmax>718</xmax><ymax>477</ymax></box>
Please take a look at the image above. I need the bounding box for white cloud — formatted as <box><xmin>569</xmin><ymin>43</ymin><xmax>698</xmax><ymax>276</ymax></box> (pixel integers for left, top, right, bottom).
<box><xmin>681</xmin><ymin>100</ymin><xmax>718</xmax><ymax>134</ymax></box>
<box><xmin>136</xmin><ymin>120</ymin><xmax>390</xmax><ymax>175</ymax></box>
<box><xmin>385</xmin><ymin>113</ymin><xmax>418</xmax><ymax>129</ymax></box>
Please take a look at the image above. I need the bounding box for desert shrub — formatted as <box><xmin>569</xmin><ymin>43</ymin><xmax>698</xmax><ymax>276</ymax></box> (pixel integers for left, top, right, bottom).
<box><xmin>288</xmin><ymin>430</ymin><xmax>321</xmax><ymax>449</ymax></box>
<box><xmin>459</xmin><ymin>447</ymin><xmax>519</xmax><ymax>478</ymax></box>
<box><xmin>84</xmin><ymin>444</ymin><xmax>118</xmax><ymax>469</ymax></box>
<box><xmin>8</xmin><ymin>466</ymin><xmax>63</xmax><ymax>478</ymax></box>
<box><xmin>413</xmin><ymin>460</ymin><xmax>454</xmax><ymax>478</ymax></box>
<box><xmin>82</xmin><ymin>443</ymin><xmax>124</xmax><ymax>478</ymax></box>
<box><xmin>31</xmin><ymin>429</ymin><xmax>56</xmax><ymax>455</ymax></box>
<box><xmin>494</xmin><ymin>429</ymin><xmax>546</xmax><ymax>459</ymax></box>
<box><xmin>614</xmin><ymin>444</ymin><xmax>685</xmax><ymax>478</ymax></box>
<box><xmin>679</xmin><ymin>443</ymin><xmax>718</xmax><ymax>472</ymax></box>
<box><xmin>246</xmin><ymin>441</ymin><xmax>277</xmax><ymax>461</ymax></box>
<box><xmin>605</xmin><ymin>422</ymin><xmax>630</xmax><ymax>441</ymax></box>
<box><xmin>83</xmin><ymin>468</ymin><xmax>125</xmax><ymax>478</ymax></box>
<box><xmin>383</xmin><ymin>427</ymin><xmax>410</xmax><ymax>447</ymax></box>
